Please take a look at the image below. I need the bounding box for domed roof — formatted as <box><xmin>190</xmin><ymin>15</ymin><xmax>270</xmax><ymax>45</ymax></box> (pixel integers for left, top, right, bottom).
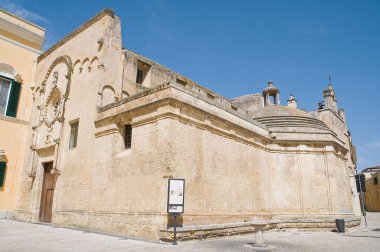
<box><xmin>252</xmin><ymin>106</ymin><xmax>309</xmax><ymax>118</ymax></box>
<box><xmin>251</xmin><ymin>106</ymin><xmax>331</xmax><ymax>133</ymax></box>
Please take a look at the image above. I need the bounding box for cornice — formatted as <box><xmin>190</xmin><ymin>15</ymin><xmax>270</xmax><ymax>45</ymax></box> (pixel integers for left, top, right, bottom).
<box><xmin>95</xmin><ymin>100</ymin><xmax>348</xmax><ymax>158</ymax></box>
<box><xmin>0</xmin><ymin>34</ymin><xmax>41</xmax><ymax>54</ymax></box>
<box><xmin>95</xmin><ymin>88</ymin><xmax>348</xmax><ymax>155</ymax></box>
<box><xmin>0</xmin><ymin>18</ymin><xmax>44</xmax><ymax>49</ymax></box>
<box><xmin>0</xmin><ymin>9</ymin><xmax>45</xmax><ymax>31</ymax></box>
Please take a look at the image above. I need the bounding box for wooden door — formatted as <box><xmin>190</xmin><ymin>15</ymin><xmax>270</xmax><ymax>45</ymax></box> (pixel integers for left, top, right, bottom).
<box><xmin>39</xmin><ymin>162</ymin><xmax>56</xmax><ymax>223</ymax></box>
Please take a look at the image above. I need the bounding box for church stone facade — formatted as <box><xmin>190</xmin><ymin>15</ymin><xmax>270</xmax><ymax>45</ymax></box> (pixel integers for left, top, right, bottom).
<box><xmin>13</xmin><ymin>9</ymin><xmax>360</xmax><ymax>240</ymax></box>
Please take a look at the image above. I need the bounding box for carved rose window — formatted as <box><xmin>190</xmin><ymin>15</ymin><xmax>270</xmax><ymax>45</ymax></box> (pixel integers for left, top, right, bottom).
<box><xmin>49</xmin><ymin>97</ymin><xmax>60</xmax><ymax>120</ymax></box>
<box><xmin>53</xmin><ymin>99</ymin><xmax>60</xmax><ymax>115</ymax></box>
<box><xmin>44</xmin><ymin>88</ymin><xmax>62</xmax><ymax>125</ymax></box>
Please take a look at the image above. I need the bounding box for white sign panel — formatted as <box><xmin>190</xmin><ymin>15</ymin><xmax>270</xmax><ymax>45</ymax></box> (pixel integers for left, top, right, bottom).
<box><xmin>167</xmin><ymin>179</ymin><xmax>185</xmax><ymax>214</ymax></box>
<box><xmin>168</xmin><ymin>205</ymin><xmax>183</xmax><ymax>213</ymax></box>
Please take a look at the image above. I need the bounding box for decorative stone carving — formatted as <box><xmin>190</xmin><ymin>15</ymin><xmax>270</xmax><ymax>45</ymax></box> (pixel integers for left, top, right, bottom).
<box><xmin>51</xmin><ymin>168</ymin><xmax>61</xmax><ymax>176</ymax></box>
<box><xmin>27</xmin><ymin>170</ymin><xmax>36</xmax><ymax>178</ymax></box>
<box><xmin>45</xmin><ymin>135</ymin><xmax>52</xmax><ymax>144</ymax></box>
<box><xmin>98</xmin><ymin>64</ymin><xmax>106</xmax><ymax>71</ymax></box>
<box><xmin>97</xmin><ymin>38</ymin><xmax>104</xmax><ymax>51</ymax></box>
<box><xmin>15</xmin><ymin>74</ymin><xmax>23</xmax><ymax>83</ymax></box>
<box><xmin>47</xmin><ymin>124</ymin><xmax>53</xmax><ymax>132</ymax></box>
<box><xmin>44</xmin><ymin>87</ymin><xmax>63</xmax><ymax>126</ymax></box>
<box><xmin>52</xmin><ymin>71</ymin><xmax>59</xmax><ymax>87</ymax></box>
<box><xmin>41</xmin><ymin>55</ymin><xmax>73</xmax><ymax>99</ymax></box>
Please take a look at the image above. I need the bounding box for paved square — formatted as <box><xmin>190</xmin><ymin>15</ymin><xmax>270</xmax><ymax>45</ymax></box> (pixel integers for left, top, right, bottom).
<box><xmin>1</xmin><ymin>213</ymin><xmax>380</xmax><ymax>251</ymax></box>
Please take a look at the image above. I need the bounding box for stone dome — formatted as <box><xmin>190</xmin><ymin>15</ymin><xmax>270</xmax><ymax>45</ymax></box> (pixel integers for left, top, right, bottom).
<box><xmin>252</xmin><ymin>106</ymin><xmax>331</xmax><ymax>132</ymax></box>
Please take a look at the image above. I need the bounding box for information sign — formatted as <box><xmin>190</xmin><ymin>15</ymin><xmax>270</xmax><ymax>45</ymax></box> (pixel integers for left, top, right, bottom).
<box><xmin>167</xmin><ymin>179</ymin><xmax>185</xmax><ymax>214</ymax></box>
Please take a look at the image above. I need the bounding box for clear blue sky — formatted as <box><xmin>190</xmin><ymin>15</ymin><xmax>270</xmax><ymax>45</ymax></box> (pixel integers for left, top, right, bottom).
<box><xmin>1</xmin><ymin>0</ymin><xmax>379</xmax><ymax>171</ymax></box>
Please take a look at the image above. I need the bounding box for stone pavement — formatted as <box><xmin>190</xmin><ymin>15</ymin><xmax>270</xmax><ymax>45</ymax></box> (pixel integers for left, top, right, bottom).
<box><xmin>1</xmin><ymin>213</ymin><xmax>380</xmax><ymax>251</ymax></box>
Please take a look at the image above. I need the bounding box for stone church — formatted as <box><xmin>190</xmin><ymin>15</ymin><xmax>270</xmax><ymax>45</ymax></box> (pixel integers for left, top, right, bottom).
<box><xmin>13</xmin><ymin>9</ymin><xmax>360</xmax><ymax>240</ymax></box>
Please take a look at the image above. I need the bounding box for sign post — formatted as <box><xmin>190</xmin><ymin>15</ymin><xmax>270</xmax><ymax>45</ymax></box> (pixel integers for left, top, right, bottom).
<box><xmin>167</xmin><ymin>179</ymin><xmax>185</xmax><ymax>245</ymax></box>
<box><xmin>355</xmin><ymin>174</ymin><xmax>367</xmax><ymax>228</ymax></box>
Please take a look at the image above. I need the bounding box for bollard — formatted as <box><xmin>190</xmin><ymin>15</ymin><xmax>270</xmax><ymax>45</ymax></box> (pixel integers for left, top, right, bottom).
<box><xmin>335</xmin><ymin>219</ymin><xmax>345</xmax><ymax>233</ymax></box>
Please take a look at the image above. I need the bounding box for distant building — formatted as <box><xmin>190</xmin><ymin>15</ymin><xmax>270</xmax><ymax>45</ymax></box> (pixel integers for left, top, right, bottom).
<box><xmin>13</xmin><ymin>9</ymin><xmax>360</xmax><ymax>240</ymax></box>
<box><xmin>0</xmin><ymin>9</ymin><xmax>45</xmax><ymax>218</ymax></box>
<box><xmin>362</xmin><ymin>166</ymin><xmax>379</xmax><ymax>181</ymax></box>
<box><xmin>364</xmin><ymin>167</ymin><xmax>380</xmax><ymax>212</ymax></box>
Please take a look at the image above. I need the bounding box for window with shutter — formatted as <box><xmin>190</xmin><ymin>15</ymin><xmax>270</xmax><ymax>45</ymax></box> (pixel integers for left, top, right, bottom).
<box><xmin>6</xmin><ymin>80</ymin><xmax>21</xmax><ymax>117</ymax></box>
<box><xmin>0</xmin><ymin>162</ymin><xmax>6</xmax><ymax>188</ymax></box>
<box><xmin>0</xmin><ymin>77</ymin><xmax>11</xmax><ymax>115</ymax></box>
<box><xmin>0</xmin><ymin>76</ymin><xmax>21</xmax><ymax>118</ymax></box>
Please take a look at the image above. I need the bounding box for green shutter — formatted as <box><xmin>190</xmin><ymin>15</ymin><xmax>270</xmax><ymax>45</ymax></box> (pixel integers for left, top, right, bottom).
<box><xmin>0</xmin><ymin>162</ymin><xmax>6</xmax><ymax>188</ymax></box>
<box><xmin>6</xmin><ymin>81</ymin><xmax>21</xmax><ymax>118</ymax></box>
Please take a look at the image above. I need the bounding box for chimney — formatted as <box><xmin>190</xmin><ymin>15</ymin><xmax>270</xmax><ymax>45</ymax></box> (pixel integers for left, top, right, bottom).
<box><xmin>287</xmin><ymin>94</ymin><xmax>297</xmax><ymax>108</ymax></box>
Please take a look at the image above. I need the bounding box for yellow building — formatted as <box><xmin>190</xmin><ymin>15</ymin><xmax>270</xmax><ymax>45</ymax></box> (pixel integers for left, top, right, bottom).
<box><xmin>365</xmin><ymin>170</ymin><xmax>380</xmax><ymax>212</ymax></box>
<box><xmin>0</xmin><ymin>9</ymin><xmax>45</xmax><ymax>218</ymax></box>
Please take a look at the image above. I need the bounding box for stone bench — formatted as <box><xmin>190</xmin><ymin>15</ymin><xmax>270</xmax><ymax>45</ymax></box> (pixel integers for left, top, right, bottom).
<box><xmin>159</xmin><ymin>216</ymin><xmax>361</xmax><ymax>242</ymax></box>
